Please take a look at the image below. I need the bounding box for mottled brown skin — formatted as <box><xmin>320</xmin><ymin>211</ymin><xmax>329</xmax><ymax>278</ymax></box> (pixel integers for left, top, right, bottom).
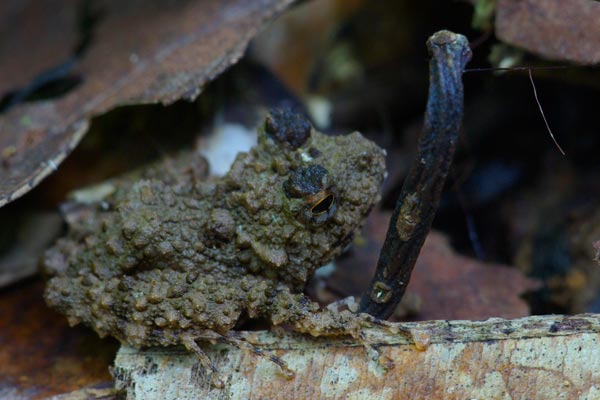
<box><xmin>43</xmin><ymin>113</ymin><xmax>386</xmax><ymax>358</ymax></box>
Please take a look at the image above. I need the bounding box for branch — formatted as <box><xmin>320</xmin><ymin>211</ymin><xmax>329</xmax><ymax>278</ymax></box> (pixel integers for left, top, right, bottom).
<box><xmin>359</xmin><ymin>30</ymin><xmax>472</xmax><ymax>318</ymax></box>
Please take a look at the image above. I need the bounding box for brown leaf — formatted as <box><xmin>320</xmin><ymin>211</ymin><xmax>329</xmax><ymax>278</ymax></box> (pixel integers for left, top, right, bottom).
<box><xmin>329</xmin><ymin>211</ymin><xmax>540</xmax><ymax>320</ymax></box>
<box><xmin>0</xmin><ymin>0</ymin><xmax>295</xmax><ymax>207</ymax></box>
<box><xmin>0</xmin><ymin>280</ymin><xmax>118</xmax><ymax>399</ymax></box>
<box><xmin>495</xmin><ymin>0</ymin><xmax>600</xmax><ymax>64</ymax></box>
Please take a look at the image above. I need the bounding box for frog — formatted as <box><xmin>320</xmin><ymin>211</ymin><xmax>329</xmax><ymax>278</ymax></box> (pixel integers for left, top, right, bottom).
<box><xmin>43</xmin><ymin>109</ymin><xmax>390</xmax><ymax>387</ymax></box>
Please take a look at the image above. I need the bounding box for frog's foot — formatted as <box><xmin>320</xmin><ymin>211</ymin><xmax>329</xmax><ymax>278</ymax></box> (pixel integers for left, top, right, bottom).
<box><xmin>181</xmin><ymin>330</ymin><xmax>294</xmax><ymax>386</ymax></box>
<box><xmin>317</xmin><ymin>297</ymin><xmax>385</xmax><ymax>364</ymax></box>
<box><xmin>358</xmin><ymin>312</ymin><xmax>416</xmax><ymax>369</ymax></box>
<box><xmin>269</xmin><ymin>289</ymin><xmax>412</xmax><ymax>371</ymax></box>
<box><xmin>294</xmin><ymin>308</ymin><xmax>398</xmax><ymax>370</ymax></box>
<box><xmin>219</xmin><ymin>332</ymin><xmax>295</xmax><ymax>380</ymax></box>
<box><xmin>325</xmin><ymin>296</ymin><xmax>359</xmax><ymax>313</ymax></box>
<box><xmin>181</xmin><ymin>334</ymin><xmax>224</xmax><ymax>389</ymax></box>
<box><xmin>325</xmin><ymin>297</ymin><xmax>411</xmax><ymax>339</ymax></box>
<box><xmin>358</xmin><ymin>312</ymin><xmax>412</xmax><ymax>337</ymax></box>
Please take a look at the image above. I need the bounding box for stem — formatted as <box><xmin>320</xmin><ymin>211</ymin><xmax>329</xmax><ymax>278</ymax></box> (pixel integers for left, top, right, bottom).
<box><xmin>359</xmin><ymin>30</ymin><xmax>472</xmax><ymax>319</ymax></box>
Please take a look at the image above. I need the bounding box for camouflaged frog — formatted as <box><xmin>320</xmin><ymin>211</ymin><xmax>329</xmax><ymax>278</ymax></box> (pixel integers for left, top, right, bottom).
<box><xmin>43</xmin><ymin>109</ymin><xmax>388</xmax><ymax>386</ymax></box>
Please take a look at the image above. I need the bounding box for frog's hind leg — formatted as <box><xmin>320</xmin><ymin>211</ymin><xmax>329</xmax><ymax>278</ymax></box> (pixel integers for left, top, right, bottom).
<box><xmin>217</xmin><ymin>332</ymin><xmax>295</xmax><ymax>379</ymax></box>
<box><xmin>181</xmin><ymin>334</ymin><xmax>224</xmax><ymax>389</ymax></box>
<box><xmin>181</xmin><ymin>331</ymin><xmax>294</xmax><ymax>386</ymax></box>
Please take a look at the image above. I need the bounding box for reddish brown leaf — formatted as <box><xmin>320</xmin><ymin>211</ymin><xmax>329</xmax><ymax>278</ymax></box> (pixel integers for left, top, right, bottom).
<box><xmin>329</xmin><ymin>211</ymin><xmax>540</xmax><ymax>320</ymax></box>
<box><xmin>496</xmin><ymin>0</ymin><xmax>600</xmax><ymax>64</ymax></box>
<box><xmin>0</xmin><ymin>0</ymin><xmax>295</xmax><ymax>207</ymax></box>
<box><xmin>0</xmin><ymin>280</ymin><xmax>118</xmax><ymax>399</ymax></box>
<box><xmin>0</xmin><ymin>1</ymin><xmax>77</xmax><ymax>95</ymax></box>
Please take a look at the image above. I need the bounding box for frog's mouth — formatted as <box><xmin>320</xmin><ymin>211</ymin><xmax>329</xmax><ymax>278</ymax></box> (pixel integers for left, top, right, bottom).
<box><xmin>331</xmin><ymin>232</ymin><xmax>354</xmax><ymax>249</ymax></box>
<box><xmin>320</xmin><ymin>231</ymin><xmax>355</xmax><ymax>263</ymax></box>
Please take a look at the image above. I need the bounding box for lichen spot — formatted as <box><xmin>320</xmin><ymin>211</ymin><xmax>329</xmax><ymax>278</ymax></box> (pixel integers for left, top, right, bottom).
<box><xmin>396</xmin><ymin>192</ymin><xmax>421</xmax><ymax>241</ymax></box>
<box><xmin>371</xmin><ymin>281</ymin><xmax>392</xmax><ymax>304</ymax></box>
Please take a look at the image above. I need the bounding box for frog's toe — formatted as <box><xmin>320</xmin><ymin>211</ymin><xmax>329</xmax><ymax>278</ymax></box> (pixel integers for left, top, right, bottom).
<box><xmin>181</xmin><ymin>333</ymin><xmax>224</xmax><ymax>388</ymax></box>
<box><xmin>220</xmin><ymin>331</ymin><xmax>294</xmax><ymax>380</ymax></box>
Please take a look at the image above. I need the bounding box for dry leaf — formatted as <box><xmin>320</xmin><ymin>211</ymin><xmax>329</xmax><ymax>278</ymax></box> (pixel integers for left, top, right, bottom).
<box><xmin>496</xmin><ymin>0</ymin><xmax>600</xmax><ymax>64</ymax></box>
<box><xmin>329</xmin><ymin>211</ymin><xmax>540</xmax><ymax>320</ymax></box>
<box><xmin>0</xmin><ymin>0</ymin><xmax>295</xmax><ymax>207</ymax></box>
<box><xmin>0</xmin><ymin>212</ymin><xmax>63</xmax><ymax>288</ymax></box>
<box><xmin>0</xmin><ymin>281</ymin><xmax>118</xmax><ymax>399</ymax></box>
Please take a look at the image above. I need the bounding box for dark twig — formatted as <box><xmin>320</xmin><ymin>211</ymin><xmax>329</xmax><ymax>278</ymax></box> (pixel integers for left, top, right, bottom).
<box><xmin>359</xmin><ymin>30</ymin><xmax>472</xmax><ymax>319</ymax></box>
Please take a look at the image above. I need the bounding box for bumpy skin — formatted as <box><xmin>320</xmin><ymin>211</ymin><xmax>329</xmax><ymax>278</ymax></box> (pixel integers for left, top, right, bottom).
<box><xmin>43</xmin><ymin>113</ymin><xmax>386</xmax><ymax>350</ymax></box>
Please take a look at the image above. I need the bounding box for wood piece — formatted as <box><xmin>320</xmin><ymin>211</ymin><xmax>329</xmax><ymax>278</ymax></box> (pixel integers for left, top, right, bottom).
<box><xmin>113</xmin><ymin>314</ymin><xmax>600</xmax><ymax>399</ymax></box>
<box><xmin>359</xmin><ymin>30</ymin><xmax>472</xmax><ymax>318</ymax></box>
<box><xmin>45</xmin><ymin>387</ymin><xmax>116</xmax><ymax>400</ymax></box>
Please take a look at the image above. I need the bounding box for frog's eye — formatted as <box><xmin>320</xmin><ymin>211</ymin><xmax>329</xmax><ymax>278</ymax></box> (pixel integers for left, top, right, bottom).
<box><xmin>310</xmin><ymin>193</ymin><xmax>335</xmax><ymax>216</ymax></box>
<box><xmin>300</xmin><ymin>189</ymin><xmax>337</xmax><ymax>225</ymax></box>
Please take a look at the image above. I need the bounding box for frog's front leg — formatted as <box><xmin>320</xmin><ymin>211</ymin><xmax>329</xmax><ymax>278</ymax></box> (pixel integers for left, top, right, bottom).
<box><xmin>266</xmin><ymin>287</ymin><xmax>410</xmax><ymax>366</ymax></box>
<box><xmin>267</xmin><ymin>287</ymin><xmax>401</xmax><ymax>336</ymax></box>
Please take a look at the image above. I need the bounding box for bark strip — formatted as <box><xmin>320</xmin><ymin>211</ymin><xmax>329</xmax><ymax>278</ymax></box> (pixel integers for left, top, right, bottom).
<box><xmin>112</xmin><ymin>314</ymin><xmax>600</xmax><ymax>400</ymax></box>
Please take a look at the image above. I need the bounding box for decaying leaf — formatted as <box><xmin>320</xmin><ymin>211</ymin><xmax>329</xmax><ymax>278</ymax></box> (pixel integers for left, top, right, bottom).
<box><xmin>0</xmin><ymin>281</ymin><xmax>118</xmax><ymax>399</ymax></box>
<box><xmin>113</xmin><ymin>314</ymin><xmax>600</xmax><ymax>399</ymax></box>
<box><xmin>0</xmin><ymin>0</ymin><xmax>295</xmax><ymax>207</ymax></box>
<box><xmin>328</xmin><ymin>211</ymin><xmax>540</xmax><ymax>320</ymax></box>
<box><xmin>495</xmin><ymin>0</ymin><xmax>600</xmax><ymax>64</ymax></box>
<box><xmin>0</xmin><ymin>211</ymin><xmax>63</xmax><ymax>288</ymax></box>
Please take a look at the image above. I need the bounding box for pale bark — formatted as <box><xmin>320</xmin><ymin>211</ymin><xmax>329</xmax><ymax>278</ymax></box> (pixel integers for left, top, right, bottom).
<box><xmin>112</xmin><ymin>313</ymin><xmax>600</xmax><ymax>400</ymax></box>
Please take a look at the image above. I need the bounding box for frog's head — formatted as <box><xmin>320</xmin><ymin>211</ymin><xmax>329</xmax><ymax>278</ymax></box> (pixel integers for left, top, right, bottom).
<box><xmin>226</xmin><ymin>109</ymin><xmax>386</xmax><ymax>286</ymax></box>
